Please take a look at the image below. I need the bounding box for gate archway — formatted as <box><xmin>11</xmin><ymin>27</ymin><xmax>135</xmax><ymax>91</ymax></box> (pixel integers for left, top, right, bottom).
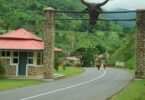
<box><xmin>43</xmin><ymin>7</ymin><xmax>145</xmax><ymax>80</ymax></box>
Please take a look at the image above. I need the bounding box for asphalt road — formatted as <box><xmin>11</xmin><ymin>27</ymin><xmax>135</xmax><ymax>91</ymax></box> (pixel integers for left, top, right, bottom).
<box><xmin>0</xmin><ymin>68</ymin><xmax>133</xmax><ymax>100</ymax></box>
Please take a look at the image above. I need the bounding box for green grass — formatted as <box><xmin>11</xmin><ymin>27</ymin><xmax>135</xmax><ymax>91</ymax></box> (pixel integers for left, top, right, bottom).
<box><xmin>0</xmin><ymin>67</ymin><xmax>84</xmax><ymax>91</ymax></box>
<box><xmin>110</xmin><ymin>67</ymin><xmax>145</xmax><ymax>100</ymax></box>
<box><xmin>0</xmin><ymin>79</ymin><xmax>46</xmax><ymax>91</ymax></box>
<box><xmin>54</xmin><ymin>66</ymin><xmax>85</xmax><ymax>77</ymax></box>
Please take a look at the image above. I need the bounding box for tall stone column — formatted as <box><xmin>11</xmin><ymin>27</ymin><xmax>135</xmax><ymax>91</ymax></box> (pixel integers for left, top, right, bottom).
<box><xmin>135</xmin><ymin>9</ymin><xmax>145</xmax><ymax>79</ymax></box>
<box><xmin>43</xmin><ymin>7</ymin><xmax>55</xmax><ymax>80</ymax></box>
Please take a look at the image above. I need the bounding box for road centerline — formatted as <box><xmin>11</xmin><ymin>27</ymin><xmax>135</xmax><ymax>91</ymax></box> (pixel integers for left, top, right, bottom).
<box><xmin>21</xmin><ymin>70</ymin><xmax>107</xmax><ymax>100</ymax></box>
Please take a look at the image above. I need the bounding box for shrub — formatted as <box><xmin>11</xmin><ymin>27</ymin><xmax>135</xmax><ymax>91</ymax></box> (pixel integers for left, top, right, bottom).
<box><xmin>64</xmin><ymin>63</ymin><xmax>74</xmax><ymax>67</ymax></box>
<box><xmin>63</xmin><ymin>65</ymin><xmax>66</xmax><ymax>71</ymax></box>
<box><xmin>0</xmin><ymin>61</ymin><xmax>5</xmax><ymax>75</ymax></box>
<box><xmin>54</xmin><ymin>59</ymin><xmax>60</xmax><ymax>72</ymax></box>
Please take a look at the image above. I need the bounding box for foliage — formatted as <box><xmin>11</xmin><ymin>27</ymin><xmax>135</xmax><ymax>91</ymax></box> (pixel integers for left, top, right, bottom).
<box><xmin>74</xmin><ymin>48</ymin><xmax>98</xmax><ymax>67</ymax></box>
<box><xmin>95</xmin><ymin>45</ymin><xmax>106</xmax><ymax>54</ymax></box>
<box><xmin>64</xmin><ymin>63</ymin><xmax>74</xmax><ymax>67</ymax></box>
<box><xmin>109</xmin><ymin>33</ymin><xmax>135</xmax><ymax>68</ymax></box>
<box><xmin>54</xmin><ymin>52</ymin><xmax>64</xmax><ymax>71</ymax></box>
<box><xmin>0</xmin><ymin>0</ymin><xmax>125</xmax><ymax>36</ymax></box>
<box><xmin>54</xmin><ymin>66</ymin><xmax>85</xmax><ymax>78</ymax></box>
<box><xmin>0</xmin><ymin>0</ymin><xmax>135</xmax><ymax>68</ymax></box>
<box><xmin>54</xmin><ymin>59</ymin><xmax>60</xmax><ymax>72</ymax></box>
<box><xmin>0</xmin><ymin>61</ymin><xmax>5</xmax><ymax>75</ymax></box>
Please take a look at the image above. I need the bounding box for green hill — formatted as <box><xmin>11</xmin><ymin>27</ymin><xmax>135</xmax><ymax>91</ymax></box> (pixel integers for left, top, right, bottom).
<box><xmin>105</xmin><ymin>8</ymin><xmax>136</xmax><ymax>27</ymax></box>
<box><xmin>108</xmin><ymin>33</ymin><xmax>135</xmax><ymax>68</ymax></box>
<box><xmin>0</xmin><ymin>0</ymin><xmax>135</xmax><ymax>67</ymax></box>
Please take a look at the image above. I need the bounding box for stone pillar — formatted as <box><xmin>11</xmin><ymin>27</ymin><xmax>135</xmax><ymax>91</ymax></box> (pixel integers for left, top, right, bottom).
<box><xmin>43</xmin><ymin>7</ymin><xmax>55</xmax><ymax>80</ymax></box>
<box><xmin>135</xmin><ymin>9</ymin><xmax>145</xmax><ymax>79</ymax></box>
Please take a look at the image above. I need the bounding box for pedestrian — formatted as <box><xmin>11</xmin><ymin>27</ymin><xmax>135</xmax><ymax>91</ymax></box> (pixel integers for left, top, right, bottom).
<box><xmin>101</xmin><ymin>63</ymin><xmax>104</xmax><ymax>70</ymax></box>
<box><xmin>103</xmin><ymin>62</ymin><xmax>106</xmax><ymax>69</ymax></box>
<box><xmin>80</xmin><ymin>62</ymin><xmax>83</xmax><ymax>67</ymax></box>
<box><xmin>97</xmin><ymin>62</ymin><xmax>101</xmax><ymax>70</ymax></box>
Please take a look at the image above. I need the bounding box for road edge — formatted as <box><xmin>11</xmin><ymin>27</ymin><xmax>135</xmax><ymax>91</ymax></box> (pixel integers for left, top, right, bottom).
<box><xmin>106</xmin><ymin>70</ymin><xmax>134</xmax><ymax>100</ymax></box>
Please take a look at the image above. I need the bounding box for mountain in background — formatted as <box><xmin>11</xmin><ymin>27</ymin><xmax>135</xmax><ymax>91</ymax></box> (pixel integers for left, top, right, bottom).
<box><xmin>104</xmin><ymin>8</ymin><xmax>136</xmax><ymax>27</ymax></box>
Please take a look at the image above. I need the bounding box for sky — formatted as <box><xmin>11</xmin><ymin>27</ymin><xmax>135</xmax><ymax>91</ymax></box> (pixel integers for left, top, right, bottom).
<box><xmin>86</xmin><ymin>0</ymin><xmax>145</xmax><ymax>10</ymax></box>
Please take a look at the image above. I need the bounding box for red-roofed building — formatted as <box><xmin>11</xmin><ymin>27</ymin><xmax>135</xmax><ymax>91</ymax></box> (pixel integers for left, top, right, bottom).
<box><xmin>0</xmin><ymin>28</ymin><xmax>63</xmax><ymax>78</ymax></box>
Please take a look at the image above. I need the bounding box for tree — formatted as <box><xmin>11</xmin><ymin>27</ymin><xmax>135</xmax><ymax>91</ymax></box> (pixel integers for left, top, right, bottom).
<box><xmin>95</xmin><ymin>45</ymin><xmax>106</xmax><ymax>54</ymax></box>
<box><xmin>74</xmin><ymin>48</ymin><xmax>98</xmax><ymax>67</ymax></box>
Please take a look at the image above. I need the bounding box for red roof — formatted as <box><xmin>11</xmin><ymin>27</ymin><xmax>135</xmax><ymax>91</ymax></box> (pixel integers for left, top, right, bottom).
<box><xmin>0</xmin><ymin>28</ymin><xmax>63</xmax><ymax>52</ymax></box>
<box><xmin>0</xmin><ymin>28</ymin><xmax>41</xmax><ymax>41</ymax></box>
<box><xmin>54</xmin><ymin>48</ymin><xmax>63</xmax><ymax>52</ymax></box>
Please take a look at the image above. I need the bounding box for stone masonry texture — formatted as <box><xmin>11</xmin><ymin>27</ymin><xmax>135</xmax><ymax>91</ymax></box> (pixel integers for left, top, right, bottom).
<box><xmin>43</xmin><ymin>7</ymin><xmax>55</xmax><ymax>79</ymax></box>
<box><xmin>135</xmin><ymin>9</ymin><xmax>145</xmax><ymax>79</ymax></box>
<box><xmin>0</xmin><ymin>59</ymin><xmax>16</xmax><ymax>75</ymax></box>
<box><xmin>28</xmin><ymin>66</ymin><xmax>44</xmax><ymax>76</ymax></box>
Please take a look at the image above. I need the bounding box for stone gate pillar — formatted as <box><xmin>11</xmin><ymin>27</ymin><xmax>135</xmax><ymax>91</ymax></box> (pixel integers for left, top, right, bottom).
<box><xmin>43</xmin><ymin>7</ymin><xmax>55</xmax><ymax>80</ymax></box>
<box><xmin>135</xmin><ymin>9</ymin><xmax>145</xmax><ymax>79</ymax></box>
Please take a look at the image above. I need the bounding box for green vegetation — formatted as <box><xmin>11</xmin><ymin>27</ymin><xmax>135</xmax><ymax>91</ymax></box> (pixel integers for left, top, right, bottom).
<box><xmin>0</xmin><ymin>0</ymin><xmax>135</xmax><ymax>68</ymax></box>
<box><xmin>111</xmin><ymin>79</ymin><xmax>145</xmax><ymax>100</ymax></box>
<box><xmin>54</xmin><ymin>66</ymin><xmax>85</xmax><ymax>77</ymax></box>
<box><xmin>0</xmin><ymin>61</ymin><xmax>5</xmax><ymax>75</ymax></box>
<box><xmin>110</xmin><ymin>68</ymin><xmax>145</xmax><ymax>100</ymax></box>
<box><xmin>0</xmin><ymin>0</ymin><xmax>129</xmax><ymax>52</ymax></box>
<box><xmin>108</xmin><ymin>33</ymin><xmax>135</xmax><ymax>68</ymax></box>
<box><xmin>0</xmin><ymin>79</ymin><xmax>46</xmax><ymax>91</ymax></box>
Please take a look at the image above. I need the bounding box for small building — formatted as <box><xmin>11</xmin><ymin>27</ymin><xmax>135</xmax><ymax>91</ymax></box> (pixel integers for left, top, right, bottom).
<box><xmin>65</xmin><ymin>56</ymin><xmax>80</xmax><ymax>64</ymax></box>
<box><xmin>0</xmin><ymin>28</ymin><xmax>62</xmax><ymax>79</ymax></box>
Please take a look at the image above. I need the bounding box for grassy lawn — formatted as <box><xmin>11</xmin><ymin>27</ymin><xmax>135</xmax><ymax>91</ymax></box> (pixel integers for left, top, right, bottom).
<box><xmin>0</xmin><ymin>79</ymin><xmax>46</xmax><ymax>91</ymax></box>
<box><xmin>0</xmin><ymin>67</ymin><xmax>84</xmax><ymax>91</ymax></box>
<box><xmin>54</xmin><ymin>66</ymin><xmax>85</xmax><ymax>77</ymax></box>
<box><xmin>110</xmin><ymin>67</ymin><xmax>145</xmax><ymax>100</ymax></box>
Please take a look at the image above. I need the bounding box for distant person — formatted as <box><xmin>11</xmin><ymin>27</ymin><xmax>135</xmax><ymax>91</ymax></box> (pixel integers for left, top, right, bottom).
<box><xmin>81</xmin><ymin>62</ymin><xmax>84</xmax><ymax>67</ymax></box>
<box><xmin>103</xmin><ymin>62</ymin><xmax>106</xmax><ymax>69</ymax></box>
<box><xmin>101</xmin><ymin>63</ymin><xmax>104</xmax><ymax>70</ymax></box>
<box><xmin>97</xmin><ymin>62</ymin><xmax>101</xmax><ymax>70</ymax></box>
<box><xmin>80</xmin><ymin>62</ymin><xmax>83</xmax><ymax>67</ymax></box>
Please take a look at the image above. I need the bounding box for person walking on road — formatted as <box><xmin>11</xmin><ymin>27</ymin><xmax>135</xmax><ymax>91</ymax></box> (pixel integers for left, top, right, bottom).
<box><xmin>97</xmin><ymin>62</ymin><xmax>101</xmax><ymax>70</ymax></box>
<box><xmin>101</xmin><ymin>63</ymin><xmax>104</xmax><ymax>70</ymax></box>
<box><xmin>103</xmin><ymin>62</ymin><xmax>106</xmax><ymax>69</ymax></box>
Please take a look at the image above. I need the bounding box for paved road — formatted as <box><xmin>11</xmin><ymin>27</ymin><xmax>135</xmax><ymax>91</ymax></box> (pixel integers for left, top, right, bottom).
<box><xmin>0</xmin><ymin>68</ymin><xmax>133</xmax><ymax>100</ymax></box>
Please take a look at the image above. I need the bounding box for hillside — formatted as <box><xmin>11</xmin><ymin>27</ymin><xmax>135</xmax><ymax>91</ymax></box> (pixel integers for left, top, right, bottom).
<box><xmin>0</xmin><ymin>0</ymin><xmax>135</xmax><ymax>68</ymax></box>
<box><xmin>0</xmin><ymin>0</ymin><xmax>126</xmax><ymax>48</ymax></box>
<box><xmin>105</xmin><ymin>8</ymin><xmax>136</xmax><ymax>27</ymax></box>
<box><xmin>108</xmin><ymin>33</ymin><xmax>135</xmax><ymax>68</ymax></box>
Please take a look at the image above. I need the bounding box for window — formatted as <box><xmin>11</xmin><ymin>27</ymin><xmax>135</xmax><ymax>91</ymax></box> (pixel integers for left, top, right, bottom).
<box><xmin>1</xmin><ymin>51</ymin><xmax>10</xmax><ymax>57</ymax></box>
<box><xmin>2</xmin><ymin>51</ymin><xmax>5</xmax><ymax>56</ymax></box>
<box><xmin>28</xmin><ymin>52</ymin><xmax>34</xmax><ymax>64</ymax></box>
<box><xmin>29</xmin><ymin>52</ymin><xmax>33</xmax><ymax>57</ymax></box>
<box><xmin>28</xmin><ymin>59</ymin><xmax>33</xmax><ymax>64</ymax></box>
<box><xmin>13</xmin><ymin>58</ymin><xmax>18</xmax><ymax>64</ymax></box>
<box><xmin>37</xmin><ymin>52</ymin><xmax>43</xmax><ymax>65</ymax></box>
<box><xmin>37</xmin><ymin>52</ymin><xmax>41</xmax><ymax>65</ymax></box>
<box><xmin>14</xmin><ymin>52</ymin><xmax>18</xmax><ymax>57</ymax></box>
<box><xmin>12</xmin><ymin>52</ymin><xmax>19</xmax><ymax>64</ymax></box>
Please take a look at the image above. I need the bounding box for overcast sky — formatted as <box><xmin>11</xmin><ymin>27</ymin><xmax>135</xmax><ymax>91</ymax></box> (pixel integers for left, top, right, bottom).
<box><xmin>86</xmin><ymin>0</ymin><xmax>145</xmax><ymax>10</ymax></box>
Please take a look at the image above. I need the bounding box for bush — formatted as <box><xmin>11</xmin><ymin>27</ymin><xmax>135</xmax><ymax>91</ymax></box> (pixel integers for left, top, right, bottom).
<box><xmin>54</xmin><ymin>59</ymin><xmax>60</xmax><ymax>72</ymax></box>
<box><xmin>81</xmin><ymin>52</ymin><xmax>95</xmax><ymax>67</ymax></box>
<box><xmin>0</xmin><ymin>61</ymin><xmax>5</xmax><ymax>75</ymax></box>
<box><xmin>64</xmin><ymin>63</ymin><xmax>74</xmax><ymax>67</ymax></box>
